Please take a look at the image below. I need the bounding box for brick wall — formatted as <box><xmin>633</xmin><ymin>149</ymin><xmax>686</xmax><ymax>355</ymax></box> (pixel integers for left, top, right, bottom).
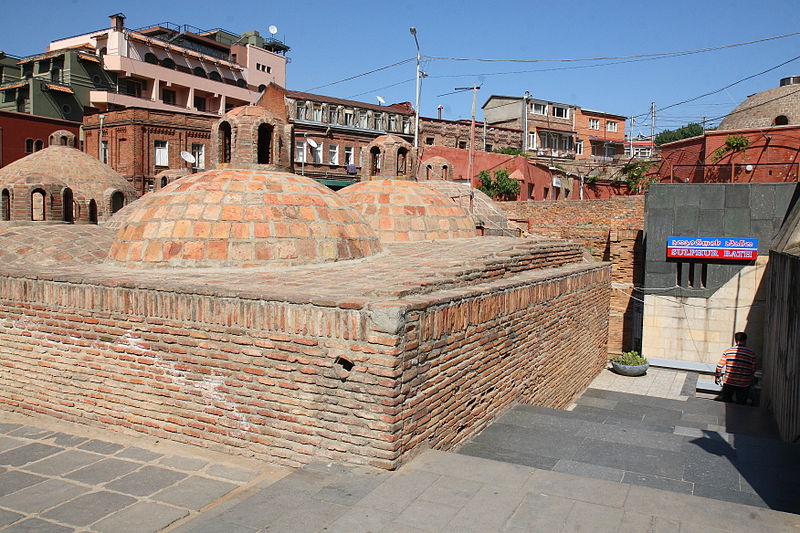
<box><xmin>0</xmin><ymin>249</ymin><xmax>609</xmax><ymax>469</ymax></box>
<box><xmin>497</xmin><ymin>197</ymin><xmax>645</xmax><ymax>353</ymax></box>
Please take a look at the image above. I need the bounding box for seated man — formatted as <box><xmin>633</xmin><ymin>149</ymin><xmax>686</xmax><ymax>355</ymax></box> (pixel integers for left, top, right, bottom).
<box><xmin>715</xmin><ymin>331</ymin><xmax>757</xmax><ymax>405</ymax></box>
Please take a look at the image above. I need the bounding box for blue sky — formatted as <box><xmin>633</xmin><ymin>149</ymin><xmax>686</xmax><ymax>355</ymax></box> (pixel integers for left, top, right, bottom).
<box><xmin>3</xmin><ymin>0</ymin><xmax>799</xmax><ymax>135</ymax></box>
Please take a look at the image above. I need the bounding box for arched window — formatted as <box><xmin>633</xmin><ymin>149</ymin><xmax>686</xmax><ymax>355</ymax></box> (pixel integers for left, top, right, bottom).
<box><xmin>396</xmin><ymin>147</ymin><xmax>408</xmax><ymax>175</ymax></box>
<box><xmin>144</xmin><ymin>53</ymin><xmax>158</xmax><ymax>64</ymax></box>
<box><xmin>34</xmin><ymin>140</ymin><xmax>43</xmax><ymax>151</ymax></box>
<box><xmin>442</xmin><ymin>165</ymin><xmax>448</xmax><ymax>180</ymax></box>
<box><xmin>60</xmin><ymin>136</ymin><xmax>68</xmax><ymax>146</ymax></box>
<box><xmin>31</xmin><ymin>189</ymin><xmax>46</xmax><ymax>221</ymax></box>
<box><xmin>426</xmin><ymin>165</ymin><xmax>432</xmax><ymax>179</ymax></box>
<box><xmin>161</xmin><ymin>176</ymin><xmax>168</xmax><ymax>188</ymax></box>
<box><xmin>236</xmin><ymin>79</ymin><xmax>247</xmax><ymax>88</ymax></box>
<box><xmin>160</xmin><ymin>57</ymin><xmax>175</xmax><ymax>70</ymax></box>
<box><xmin>62</xmin><ymin>188</ymin><xmax>73</xmax><ymax>223</ymax></box>
<box><xmin>1</xmin><ymin>189</ymin><xmax>10</xmax><ymax>221</ymax></box>
<box><xmin>88</xmin><ymin>199</ymin><xmax>98</xmax><ymax>223</ymax></box>
<box><xmin>111</xmin><ymin>191</ymin><xmax>125</xmax><ymax>213</ymax></box>
<box><xmin>219</xmin><ymin>121</ymin><xmax>232</xmax><ymax>163</ymax></box>
<box><xmin>257</xmin><ymin>123</ymin><xmax>272</xmax><ymax>164</ymax></box>
<box><xmin>209</xmin><ymin>71</ymin><xmax>222</xmax><ymax>82</ymax></box>
<box><xmin>258</xmin><ymin>84</ymin><xmax>267</xmax><ymax>92</ymax></box>
<box><xmin>25</xmin><ymin>139</ymin><xmax>33</xmax><ymax>153</ymax></box>
<box><xmin>370</xmin><ymin>146</ymin><xmax>381</xmax><ymax>175</ymax></box>
<box><xmin>193</xmin><ymin>67</ymin><xmax>207</xmax><ymax>78</ymax></box>
<box><xmin>774</xmin><ymin>115</ymin><xmax>789</xmax><ymax>126</ymax></box>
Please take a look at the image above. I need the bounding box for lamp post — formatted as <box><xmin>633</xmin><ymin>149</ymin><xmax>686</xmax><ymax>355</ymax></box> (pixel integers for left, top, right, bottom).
<box><xmin>410</xmin><ymin>27</ymin><xmax>421</xmax><ymax>153</ymax></box>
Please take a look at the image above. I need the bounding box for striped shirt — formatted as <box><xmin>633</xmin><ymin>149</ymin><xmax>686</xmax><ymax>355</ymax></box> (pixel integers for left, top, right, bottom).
<box><xmin>716</xmin><ymin>344</ymin><xmax>757</xmax><ymax>387</ymax></box>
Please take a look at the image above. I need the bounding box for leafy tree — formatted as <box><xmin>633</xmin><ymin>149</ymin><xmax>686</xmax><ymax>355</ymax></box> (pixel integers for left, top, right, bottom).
<box><xmin>477</xmin><ymin>168</ymin><xmax>520</xmax><ymax>200</ymax></box>
<box><xmin>621</xmin><ymin>161</ymin><xmax>657</xmax><ymax>193</ymax></box>
<box><xmin>654</xmin><ymin>123</ymin><xmax>704</xmax><ymax>146</ymax></box>
<box><xmin>493</xmin><ymin>146</ymin><xmax>529</xmax><ymax>157</ymax></box>
<box><xmin>711</xmin><ymin>135</ymin><xmax>749</xmax><ymax>162</ymax></box>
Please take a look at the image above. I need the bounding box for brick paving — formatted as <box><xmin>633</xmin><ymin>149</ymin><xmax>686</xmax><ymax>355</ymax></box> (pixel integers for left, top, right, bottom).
<box><xmin>0</xmin><ymin>225</ymin><xmax>114</xmax><ymax>267</ymax></box>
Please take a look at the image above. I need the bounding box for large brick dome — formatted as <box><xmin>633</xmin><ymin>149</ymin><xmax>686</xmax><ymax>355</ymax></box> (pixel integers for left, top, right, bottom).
<box><xmin>718</xmin><ymin>80</ymin><xmax>800</xmax><ymax>130</ymax></box>
<box><xmin>338</xmin><ymin>179</ymin><xmax>476</xmax><ymax>242</ymax></box>
<box><xmin>106</xmin><ymin>169</ymin><xmax>382</xmax><ymax>268</ymax></box>
<box><xmin>0</xmin><ymin>146</ymin><xmax>137</xmax><ymax>224</ymax></box>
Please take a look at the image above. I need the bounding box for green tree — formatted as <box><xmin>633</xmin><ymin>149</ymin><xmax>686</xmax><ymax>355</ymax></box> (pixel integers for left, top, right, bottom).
<box><xmin>654</xmin><ymin>123</ymin><xmax>704</xmax><ymax>146</ymax></box>
<box><xmin>621</xmin><ymin>161</ymin><xmax>657</xmax><ymax>193</ymax></box>
<box><xmin>477</xmin><ymin>168</ymin><xmax>521</xmax><ymax>201</ymax></box>
<box><xmin>493</xmin><ymin>146</ymin><xmax>529</xmax><ymax>157</ymax></box>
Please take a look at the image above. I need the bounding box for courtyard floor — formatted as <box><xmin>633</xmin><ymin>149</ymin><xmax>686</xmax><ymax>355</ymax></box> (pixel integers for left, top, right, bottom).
<box><xmin>1</xmin><ymin>367</ymin><xmax>799</xmax><ymax>532</ymax></box>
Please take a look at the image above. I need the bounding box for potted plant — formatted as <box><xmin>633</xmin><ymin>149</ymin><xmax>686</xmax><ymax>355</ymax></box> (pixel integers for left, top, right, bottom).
<box><xmin>610</xmin><ymin>350</ymin><xmax>649</xmax><ymax>377</ymax></box>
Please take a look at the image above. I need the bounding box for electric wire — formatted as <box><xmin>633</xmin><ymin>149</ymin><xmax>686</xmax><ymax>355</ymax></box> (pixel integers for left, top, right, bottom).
<box><xmin>304</xmin><ymin>57</ymin><xmax>415</xmax><ymax>92</ymax></box>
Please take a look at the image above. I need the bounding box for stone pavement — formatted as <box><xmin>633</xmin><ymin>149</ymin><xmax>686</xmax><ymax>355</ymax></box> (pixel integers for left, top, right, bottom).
<box><xmin>585</xmin><ymin>366</ymin><xmax>695</xmax><ymax>400</ymax></box>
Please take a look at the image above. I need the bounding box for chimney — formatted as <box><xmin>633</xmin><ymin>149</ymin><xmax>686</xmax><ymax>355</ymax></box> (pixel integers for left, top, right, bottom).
<box><xmin>110</xmin><ymin>13</ymin><xmax>126</xmax><ymax>32</ymax></box>
<box><xmin>437</xmin><ymin>105</ymin><xmax>443</xmax><ymax>120</ymax></box>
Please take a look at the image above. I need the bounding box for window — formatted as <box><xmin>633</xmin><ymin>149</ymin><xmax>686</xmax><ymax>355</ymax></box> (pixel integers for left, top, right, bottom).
<box><xmin>266</xmin><ymin>65</ymin><xmax>271</xmax><ymax>73</ymax></box>
<box><xmin>344</xmin><ymin>146</ymin><xmax>354</xmax><ymax>166</ymax></box>
<box><xmin>162</xmin><ymin>89</ymin><xmax>176</xmax><ymax>106</ymax></box>
<box><xmin>374</xmin><ymin>114</ymin><xmax>383</xmax><ymax>130</ymax></box>
<box><xmin>531</xmin><ymin>102</ymin><xmax>546</xmax><ymax>115</ymax></box>
<box><xmin>34</xmin><ymin>139</ymin><xmax>43</xmax><ymax>152</ymax></box>
<box><xmin>425</xmin><ymin>137</ymin><xmax>434</xmax><ymax>145</ymax></box>
<box><xmin>343</xmin><ymin>109</ymin><xmax>354</xmax><ymax>125</ymax></box>
<box><xmin>144</xmin><ymin>53</ymin><xmax>158</xmax><ymax>64</ymax></box>
<box><xmin>191</xmin><ymin>143</ymin><xmax>205</xmax><ymax>169</ymax></box>
<box><xmin>588</xmin><ymin>118</ymin><xmax>600</xmax><ymax>130</ymax></box>
<box><xmin>160</xmin><ymin>57</ymin><xmax>175</xmax><ymax>70</ymax></box>
<box><xmin>312</xmin><ymin>105</ymin><xmax>322</xmax><ymax>122</ymax></box>
<box><xmin>194</xmin><ymin>95</ymin><xmax>206</xmax><ymax>112</ymax></box>
<box><xmin>100</xmin><ymin>140</ymin><xmax>109</xmax><ymax>164</ymax></box>
<box><xmin>606</xmin><ymin>121</ymin><xmax>618</xmax><ymax>132</ymax></box>
<box><xmin>257</xmin><ymin>124</ymin><xmax>272</xmax><ymax>164</ymax></box>
<box><xmin>25</xmin><ymin>138</ymin><xmax>33</xmax><ymax>153</ymax></box>
<box><xmin>774</xmin><ymin>115</ymin><xmax>789</xmax><ymax>126</ymax></box>
<box><xmin>458</xmin><ymin>140</ymin><xmax>467</xmax><ymax>149</ymax></box>
<box><xmin>121</xmin><ymin>78</ymin><xmax>143</xmax><ymax>98</ymax></box>
<box><xmin>576</xmin><ymin>140</ymin><xmax>583</xmax><ymax>155</ymax></box>
<box><xmin>193</xmin><ymin>67</ymin><xmax>207</xmax><ymax>78</ymax></box>
<box><xmin>328</xmin><ymin>107</ymin><xmax>338</xmax><ymax>124</ymax></box>
<box><xmin>604</xmin><ymin>144</ymin><xmax>616</xmax><ymax>158</ymax></box>
<box><xmin>111</xmin><ymin>191</ymin><xmax>125</xmax><ymax>214</ymax></box>
<box><xmin>528</xmin><ymin>132</ymin><xmax>536</xmax><ymax>149</ymax></box>
<box><xmin>358</xmin><ymin>111</ymin><xmax>368</xmax><ymax>128</ymax></box>
<box><xmin>552</xmin><ymin>106</ymin><xmax>568</xmax><ymax>119</ymax></box>
<box><xmin>219</xmin><ymin>121</ymin><xmax>231</xmax><ymax>163</ymax></box>
<box><xmin>485</xmin><ymin>143</ymin><xmax>493</xmax><ymax>152</ymax></box>
<box><xmin>311</xmin><ymin>142</ymin><xmax>323</xmax><ymax>164</ymax></box>
<box><xmin>389</xmin><ymin>115</ymin><xmax>397</xmax><ymax>131</ymax></box>
<box><xmin>328</xmin><ymin>144</ymin><xmax>339</xmax><ymax>165</ymax></box>
<box><xmin>154</xmin><ymin>140</ymin><xmax>168</xmax><ymax>167</ymax></box>
<box><xmin>295</xmin><ymin>101</ymin><xmax>306</xmax><ymax>120</ymax></box>
<box><xmin>402</xmin><ymin>117</ymin><xmax>410</xmax><ymax>134</ymax></box>
<box><xmin>208</xmin><ymin>71</ymin><xmax>222</xmax><ymax>82</ymax></box>
<box><xmin>295</xmin><ymin>140</ymin><xmax>306</xmax><ymax>163</ymax></box>
<box><xmin>561</xmin><ymin>136</ymin><xmax>573</xmax><ymax>151</ymax></box>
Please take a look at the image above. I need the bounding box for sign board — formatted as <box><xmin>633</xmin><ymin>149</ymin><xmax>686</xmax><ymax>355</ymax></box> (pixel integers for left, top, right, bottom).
<box><xmin>552</xmin><ymin>177</ymin><xmax>562</xmax><ymax>187</ymax></box>
<box><xmin>666</xmin><ymin>236</ymin><xmax>758</xmax><ymax>260</ymax></box>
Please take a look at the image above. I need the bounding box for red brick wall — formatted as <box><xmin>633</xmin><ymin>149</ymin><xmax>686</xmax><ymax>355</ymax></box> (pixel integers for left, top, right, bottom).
<box><xmin>0</xmin><ymin>259</ymin><xmax>609</xmax><ymax>469</ymax></box>
<box><xmin>498</xmin><ymin>197</ymin><xmax>645</xmax><ymax>353</ymax></box>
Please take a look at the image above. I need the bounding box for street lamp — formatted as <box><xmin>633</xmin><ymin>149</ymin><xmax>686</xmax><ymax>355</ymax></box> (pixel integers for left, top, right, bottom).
<box><xmin>410</xmin><ymin>27</ymin><xmax>421</xmax><ymax>153</ymax></box>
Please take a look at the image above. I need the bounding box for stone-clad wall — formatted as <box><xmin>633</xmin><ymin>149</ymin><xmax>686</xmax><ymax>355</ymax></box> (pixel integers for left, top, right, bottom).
<box><xmin>0</xmin><ymin>260</ymin><xmax>609</xmax><ymax>470</ymax></box>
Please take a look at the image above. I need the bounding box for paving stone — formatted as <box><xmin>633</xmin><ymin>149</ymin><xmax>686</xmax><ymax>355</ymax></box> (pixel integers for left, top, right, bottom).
<box><xmin>563</xmin><ymin>500</ymin><xmax>624</xmax><ymax>533</ymax></box>
<box><xmin>577</xmin><ymin>422</ymin><xmax>685</xmax><ymax>452</ymax></box>
<box><xmin>40</xmin><ymin>433</ymin><xmax>88</xmax><ymax>448</ymax></box>
<box><xmin>158</xmin><ymin>455</ymin><xmax>209</xmax><ymax>472</ymax></box>
<box><xmin>575</xmin><ymin>396</ymin><xmax>618</xmax><ymax>410</ymax></box>
<box><xmin>42</xmin><ymin>490</ymin><xmax>137</xmax><ymax>527</ymax></box>
<box><xmin>93</xmin><ymin>501</ymin><xmax>189</xmax><ymax>533</ymax></box>
<box><xmin>691</xmin><ymin>483</ymin><xmax>769</xmax><ymax>508</ymax></box>
<box><xmin>445</xmin><ymin>483</ymin><xmax>526</xmax><ymax>532</ymax></box>
<box><xmin>0</xmin><ymin>478</ymin><xmax>90</xmax><ymax>513</ymax></box>
<box><xmin>104</xmin><ymin>465</ymin><xmax>187</xmax><ymax>496</ymax></box>
<box><xmin>0</xmin><ymin>443</ymin><xmax>62</xmax><ymax>467</ymax></box>
<box><xmin>0</xmin><ymin>470</ymin><xmax>46</xmax><ymax>497</ymax></box>
<box><xmin>523</xmin><ymin>468</ymin><xmax>630</xmax><ymax>508</ymax></box>
<box><xmin>574</xmin><ymin>438</ymin><xmax>686</xmax><ymax>480</ymax></box>
<box><xmin>680</xmin><ymin>413</ymin><xmax>719</xmax><ymax>425</ymax></box>
<box><xmin>0</xmin><ymin>436</ymin><xmax>25</xmax><ymax>453</ymax></box>
<box><xmin>552</xmin><ymin>459</ymin><xmax>624</xmax><ymax>482</ymax></box>
<box><xmin>618</xmin><ymin>511</ymin><xmax>680</xmax><ymax>533</ymax></box>
<box><xmin>315</xmin><ymin>470</ymin><xmax>387</xmax><ymax>506</ymax></box>
<box><xmin>394</xmin><ymin>498</ymin><xmax>460</xmax><ymax>532</ymax></box>
<box><xmin>505</xmin><ymin>491</ymin><xmax>574</xmax><ymax>531</ymax></box>
<box><xmin>417</xmin><ymin>474</ymin><xmax>483</xmax><ymax>508</ymax></box>
<box><xmin>678</xmin><ymin>522</ymin><xmax>731</xmax><ymax>533</ymax></box>
<box><xmin>77</xmin><ymin>439</ymin><xmax>124</xmax><ymax>455</ymax></box>
<box><xmin>357</xmin><ymin>468</ymin><xmax>440</xmax><ymax>514</ymax></box>
<box><xmin>1</xmin><ymin>517</ymin><xmax>73</xmax><ymax>533</ymax></box>
<box><xmin>457</xmin><ymin>442</ymin><xmax>559</xmax><ymax>470</ymax></box>
<box><xmin>24</xmin><ymin>450</ymin><xmax>104</xmax><ymax>477</ymax></box>
<box><xmin>621</xmin><ymin>471</ymin><xmax>693</xmax><ymax>494</ymax></box>
<box><xmin>205</xmin><ymin>464</ymin><xmax>259</xmax><ymax>482</ymax></box>
<box><xmin>0</xmin><ymin>508</ymin><xmax>24</xmax><ymax>527</ymax></box>
<box><xmin>673</xmin><ymin>426</ymin><xmax>730</xmax><ymax>442</ymax></box>
<box><xmin>322</xmin><ymin>505</ymin><xmax>398</xmax><ymax>533</ymax></box>
<box><xmin>497</xmin><ymin>409</ymin><xmax>588</xmax><ymax>433</ymax></box>
<box><xmin>0</xmin><ymin>423</ymin><xmax>23</xmax><ymax>434</ymax></box>
<box><xmin>7</xmin><ymin>427</ymin><xmax>54</xmax><ymax>440</ymax></box>
<box><xmin>152</xmin><ymin>475</ymin><xmax>238</xmax><ymax>510</ymax></box>
<box><xmin>176</xmin><ymin>518</ymin><xmax>259</xmax><ymax>533</ymax></box>
<box><xmin>407</xmin><ymin>450</ymin><xmax>532</xmax><ymax>490</ymax></box>
<box><xmin>63</xmin><ymin>457</ymin><xmax>141</xmax><ymax>485</ymax></box>
<box><xmin>115</xmin><ymin>446</ymin><xmax>163</xmax><ymax>462</ymax></box>
<box><xmin>378</xmin><ymin>523</ymin><xmax>428</xmax><ymax>533</ymax></box>
<box><xmin>681</xmin><ymin>449</ymin><xmax>740</xmax><ymax>491</ymax></box>
<box><xmin>249</xmin><ymin>496</ymin><xmax>347</xmax><ymax>532</ymax></box>
<box><xmin>501</xmin><ymin>425</ymin><xmax>584</xmax><ymax>461</ymax></box>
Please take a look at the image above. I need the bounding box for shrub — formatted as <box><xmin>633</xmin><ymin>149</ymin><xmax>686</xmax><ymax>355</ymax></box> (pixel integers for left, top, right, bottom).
<box><xmin>611</xmin><ymin>350</ymin><xmax>648</xmax><ymax>366</ymax></box>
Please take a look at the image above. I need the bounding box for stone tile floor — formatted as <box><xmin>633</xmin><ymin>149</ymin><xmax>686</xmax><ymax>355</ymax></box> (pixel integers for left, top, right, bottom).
<box><xmin>584</xmin><ymin>366</ymin><xmax>695</xmax><ymax>400</ymax></box>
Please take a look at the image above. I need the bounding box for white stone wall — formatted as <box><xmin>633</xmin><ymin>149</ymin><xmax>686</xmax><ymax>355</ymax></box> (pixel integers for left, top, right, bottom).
<box><xmin>641</xmin><ymin>256</ymin><xmax>768</xmax><ymax>364</ymax></box>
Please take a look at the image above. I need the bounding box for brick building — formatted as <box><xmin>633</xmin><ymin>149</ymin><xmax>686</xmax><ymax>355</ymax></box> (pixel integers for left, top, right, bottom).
<box><xmin>0</xmin><ymin>109</ymin><xmax>80</xmax><ymax>167</ymax></box>
<box><xmin>575</xmin><ymin>108</ymin><xmax>626</xmax><ymax>161</ymax></box>
<box><xmin>418</xmin><ymin>116</ymin><xmax>521</xmax><ymax>152</ymax></box>
<box><xmin>83</xmin><ymin>107</ymin><xmax>215</xmax><ymax>195</ymax></box>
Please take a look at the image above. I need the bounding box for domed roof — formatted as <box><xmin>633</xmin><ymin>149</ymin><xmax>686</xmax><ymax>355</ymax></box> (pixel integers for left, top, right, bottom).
<box><xmin>420</xmin><ymin>180</ymin><xmax>509</xmax><ymax>232</ymax></box>
<box><xmin>0</xmin><ymin>225</ymin><xmax>114</xmax><ymax>267</ymax></box>
<box><xmin>338</xmin><ymin>179</ymin><xmax>476</xmax><ymax>242</ymax></box>
<box><xmin>0</xmin><ymin>146</ymin><xmax>137</xmax><ymax>202</ymax></box>
<box><xmin>718</xmin><ymin>83</ymin><xmax>800</xmax><ymax>130</ymax></box>
<box><xmin>106</xmin><ymin>169</ymin><xmax>383</xmax><ymax>268</ymax></box>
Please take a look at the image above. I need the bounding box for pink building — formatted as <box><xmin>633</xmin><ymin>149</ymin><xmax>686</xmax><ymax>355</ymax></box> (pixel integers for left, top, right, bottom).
<box><xmin>48</xmin><ymin>14</ymin><xmax>288</xmax><ymax>116</ymax></box>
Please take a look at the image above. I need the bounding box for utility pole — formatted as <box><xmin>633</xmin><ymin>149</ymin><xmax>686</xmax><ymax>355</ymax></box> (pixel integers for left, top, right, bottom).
<box><xmin>629</xmin><ymin>116</ymin><xmax>635</xmax><ymax>158</ymax></box>
<box><xmin>456</xmin><ymin>85</ymin><xmax>480</xmax><ymax>187</ymax></box>
<box><xmin>410</xmin><ymin>28</ymin><xmax>422</xmax><ymax>156</ymax></box>
<box><xmin>701</xmin><ymin>116</ymin><xmax>706</xmax><ymax>132</ymax></box>
<box><xmin>522</xmin><ymin>91</ymin><xmax>530</xmax><ymax>151</ymax></box>
<box><xmin>650</xmin><ymin>102</ymin><xmax>656</xmax><ymax>145</ymax></box>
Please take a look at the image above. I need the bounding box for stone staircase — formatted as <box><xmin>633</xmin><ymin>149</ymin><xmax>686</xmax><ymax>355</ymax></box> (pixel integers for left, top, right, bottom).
<box><xmin>458</xmin><ymin>387</ymin><xmax>800</xmax><ymax>514</ymax></box>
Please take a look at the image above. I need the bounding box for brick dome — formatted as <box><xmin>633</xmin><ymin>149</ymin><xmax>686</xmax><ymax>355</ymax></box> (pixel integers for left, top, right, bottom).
<box><xmin>106</xmin><ymin>169</ymin><xmax>382</xmax><ymax>268</ymax></box>
<box><xmin>0</xmin><ymin>146</ymin><xmax>137</xmax><ymax>223</ymax></box>
<box><xmin>718</xmin><ymin>82</ymin><xmax>800</xmax><ymax>130</ymax></box>
<box><xmin>338</xmin><ymin>179</ymin><xmax>476</xmax><ymax>242</ymax></box>
<box><xmin>0</xmin><ymin>225</ymin><xmax>114</xmax><ymax>267</ymax></box>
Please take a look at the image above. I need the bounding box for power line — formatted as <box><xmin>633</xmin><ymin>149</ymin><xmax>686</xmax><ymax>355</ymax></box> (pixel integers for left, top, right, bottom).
<box><xmin>304</xmin><ymin>57</ymin><xmax>415</xmax><ymax>92</ymax></box>
<box><xmin>347</xmin><ymin>78</ymin><xmax>415</xmax><ymax>99</ymax></box>
<box><xmin>424</xmin><ymin>31</ymin><xmax>800</xmax><ymax>63</ymax></box>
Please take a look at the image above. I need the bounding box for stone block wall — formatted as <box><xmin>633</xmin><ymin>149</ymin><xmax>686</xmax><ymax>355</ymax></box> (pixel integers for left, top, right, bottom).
<box><xmin>498</xmin><ymin>197</ymin><xmax>644</xmax><ymax>353</ymax></box>
<box><xmin>0</xmin><ymin>251</ymin><xmax>609</xmax><ymax>470</ymax></box>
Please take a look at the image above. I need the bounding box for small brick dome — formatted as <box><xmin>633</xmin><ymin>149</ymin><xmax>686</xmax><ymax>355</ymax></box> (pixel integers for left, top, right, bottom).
<box><xmin>107</xmin><ymin>169</ymin><xmax>383</xmax><ymax>268</ymax></box>
<box><xmin>338</xmin><ymin>179</ymin><xmax>476</xmax><ymax>242</ymax></box>
<box><xmin>0</xmin><ymin>146</ymin><xmax>137</xmax><ymax>223</ymax></box>
<box><xmin>0</xmin><ymin>225</ymin><xmax>114</xmax><ymax>267</ymax></box>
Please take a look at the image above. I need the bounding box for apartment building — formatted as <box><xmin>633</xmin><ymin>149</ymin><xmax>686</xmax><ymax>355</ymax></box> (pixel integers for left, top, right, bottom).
<box><xmin>575</xmin><ymin>108</ymin><xmax>626</xmax><ymax>161</ymax></box>
<box><xmin>418</xmin><ymin>116</ymin><xmax>521</xmax><ymax>153</ymax></box>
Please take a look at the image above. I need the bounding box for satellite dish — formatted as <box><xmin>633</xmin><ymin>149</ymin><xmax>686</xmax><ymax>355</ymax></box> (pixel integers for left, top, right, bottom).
<box><xmin>376</xmin><ymin>96</ymin><xmax>386</xmax><ymax>105</ymax></box>
<box><xmin>180</xmin><ymin>150</ymin><xmax>196</xmax><ymax>164</ymax></box>
<box><xmin>306</xmin><ymin>138</ymin><xmax>318</xmax><ymax>148</ymax></box>
<box><xmin>268</xmin><ymin>25</ymin><xmax>278</xmax><ymax>35</ymax></box>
